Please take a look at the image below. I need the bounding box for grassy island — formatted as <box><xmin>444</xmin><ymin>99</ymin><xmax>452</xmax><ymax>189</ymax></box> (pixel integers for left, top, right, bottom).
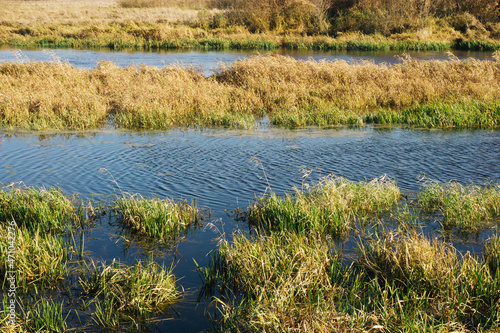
<box><xmin>1</xmin><ymin>54</ymin><xmax>499</xmax><ymax>130</ymax></box>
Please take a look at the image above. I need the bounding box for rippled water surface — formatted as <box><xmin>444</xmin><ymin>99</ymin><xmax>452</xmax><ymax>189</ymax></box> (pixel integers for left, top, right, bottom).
<box><xmin>1</xmin><ymin>126</ymin><xmax>499</xmax><ymax>331</ymax></box>
<box><xmin>0</xmin><ymin>46</ymin><xmax>494</xmax><ymax>75</ymax></box>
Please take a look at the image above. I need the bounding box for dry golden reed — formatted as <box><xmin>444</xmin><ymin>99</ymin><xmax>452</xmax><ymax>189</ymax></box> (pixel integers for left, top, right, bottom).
<box><xmin>1</xmin><ymin>55</ymin><xmax>499</xmax><ymax>130</ymax></box>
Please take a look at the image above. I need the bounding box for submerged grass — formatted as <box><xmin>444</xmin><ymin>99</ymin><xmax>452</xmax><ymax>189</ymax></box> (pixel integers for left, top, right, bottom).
<box><xmin>1</xmin><ymin>55</ymin><xmax>500</xmax><ymax>130</ymax></box>
<box><xmin>79</xmin><ymin>259</ymin><xmax>180</xmax><ymax>326</ymax></box>
<box><xmin>248</xmin><ymin>175</ymin><xmax>400</xmax><ymax>235</ymax></box>
<box><xmin>115</xmin><ymin>194</ymin><xmax>200</xmax><ymax>242</ymax></box>
<box><xmin>0</xmin><ymin>186</ymin><xmax>87</xmax><ymax>233</ymax></box>
<box><xmin>202</xmin><ymin>229</ymin><xmax>500</xmax><ymax>332</ymax></box>
<box><xmin>418</xmin><ymin>180</ymin><xmax>500</xmax><ymax>230</ymax></box>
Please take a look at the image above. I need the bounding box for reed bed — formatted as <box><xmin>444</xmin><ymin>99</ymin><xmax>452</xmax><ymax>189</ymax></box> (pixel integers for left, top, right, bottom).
<box><xmin>199</xmin><ymin>232</ymin><xmax>354</xmax><ymax>332</ymax></box>
<box><xmin>1</xmin><ymin>55</ymin><xmax>500</xmax><ymax>130</ymax></box>
<box><xmin>115</xmin><ymin>194</ymin><xmax>200</xmax><ymax>242</ymax></box>
<box><xmin>0</xmin><ymin>186</ymin><xmax>87</xmax><ymax>233</ymax></box>
<box><xmin>484</xmin><ymin>235</ymin><xmax>500</xmax><ymax>276</ymax></box>
<box><xmin>418</xmin><ymin>180</ymin><xmax>500</xmax><ymax>230</ymax></box>
<box><xmin>202</xmin><ymin>229</ymin><xmax>500</xmax><ymax>332</ymax></box>
<box><xmin>0</xmin><ymin>226</ymin><xmax>70</xmax><ymax>289</ymax></box>
<box><xmin>248</xmin><ymin>175</ymin><xmax>400</xmax><ymax>235</ymax></box>
<box><xmin>79</xmin><ymin>260</ymin><xmax>179</xmax><ymax>326</ymax></box>
<box><xmin>356</xmin><ymin>230</ymin><xmax>500</xmax><ymax>331</ymax></box>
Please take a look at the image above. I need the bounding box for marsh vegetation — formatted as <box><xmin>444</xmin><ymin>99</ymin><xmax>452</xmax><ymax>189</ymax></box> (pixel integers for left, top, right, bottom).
<box><xmin>0</xmin><ymin>186</ymin><xmax>196</xmax><ymax>331</ymax></box>
<box><xmin>201</xmin><ymin>177</ymin><xmax>500</xmax><ymax>332</ymax></box>
<box><xmin>1</xmin><ymin>176</ymin><xmax>499</xmax><ymax>331</ymax></box>
<box><xmin>0</xmin><ymin>0</ymin><xmax>499</xmax><ymax>51</ymax></box>
<box><xmin>1</xmin><ymin>54</ymin><xmax>499</xmax><ymax>131</ymax></box>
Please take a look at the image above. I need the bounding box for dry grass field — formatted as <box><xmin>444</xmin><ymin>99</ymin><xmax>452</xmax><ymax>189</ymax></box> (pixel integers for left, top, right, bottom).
<box><xmin>0</xmin><ymin>0</ymin><xmax>498</xmax><ymax>51</ymax></box>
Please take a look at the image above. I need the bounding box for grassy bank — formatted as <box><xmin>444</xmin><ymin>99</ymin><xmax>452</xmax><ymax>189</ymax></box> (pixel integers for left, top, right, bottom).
<box><xmin>1</xmin><ymin>0</ymin><xmax>500</xmax><ymax>52</ymax></box>
<box><xmin>1</xmin><ymin>55</ymin><xmax>500</xmax><ymax>130</ymax></box>
<box><xmin>6</xmin><ymin>28</ymin><xmax>500</xmax><ymax>52</ymax></box>
<box><xmin>202</xmin><ymin>229</ymin><xmax>500</xmax><ymax>332</ymax></box>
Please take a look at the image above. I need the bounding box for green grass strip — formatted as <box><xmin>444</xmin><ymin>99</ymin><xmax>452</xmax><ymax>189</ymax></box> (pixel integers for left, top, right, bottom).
<box><xmin>418</xmin><ymin>180</ymin><xmax>500</xmax><ymax>231</ymax></box>
<box><xmin>248</xmin><ymin>175</ymin><xmax>400</xmax><ymax>235</ymax></box>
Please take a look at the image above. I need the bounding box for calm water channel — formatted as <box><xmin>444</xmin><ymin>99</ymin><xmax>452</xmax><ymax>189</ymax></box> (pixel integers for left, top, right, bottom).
<box><xmin>0</xmin><ymin>46</ymin><xmax>495</xmax><ymax>75</ymax></box>
<box><xmin>1</xmin><ymin>126</ymin><xmax>499</xmax><ymax>331</ymax></box>
<box><xmin>0</xmin><ymin>47</ymin><xmax>499</xmax><ymax>331</ymax></box>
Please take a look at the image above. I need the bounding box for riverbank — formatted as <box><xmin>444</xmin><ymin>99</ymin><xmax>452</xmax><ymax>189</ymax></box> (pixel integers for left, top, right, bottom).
<box><xmin>1</xmin><ymin>0</ymin><xmax>500</xmax><ymax>52</ymax></box>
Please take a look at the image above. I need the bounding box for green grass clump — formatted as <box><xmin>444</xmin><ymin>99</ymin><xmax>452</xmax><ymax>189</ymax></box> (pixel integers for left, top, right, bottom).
<box><xmin>21</xmin><ymin>299</ymin><xmax>69</xmax><ymax>333</ymax></box>
<box><xmin>356</xmin><ymin>230</ymin><xmax>500</xmax><ymax>330</ymax></box>
<box><xmin>248</xmin><ymin>175</ymin><xmax>400</xmax><ymax>235</ymax></box>
<box><xmin>0</xmin><ymin>226</ymin><xmax>70</xmax><ymax>289</ymax></box>
<box><xmin>115</xmin><ymin>194</ymin><xmax>199</xmax><ymax>242</ymax></box>
<box><xmin>0</xmin><ymin>187</ymin><xmax>86</xmax><ymax>233</ymax></box>
<box><xmin>418</xmin><ymin>181</ymin><xmax>500</xmax><ymax>230</ymax></box>
<box><xmin>80</xmin><ymin>260</ymin><xmax>179</xmax><ymax>326</ymax></box>
<box><xmin>400</xmin><ymin>101</ymin><xmax>500</xmax><ymax>128</ymax></box>
<box><xmin>484</xmin><ymin>235</ymin><xmax>500</xmax><ymax>276</ymax></box>
<box><xmin>270</xmin><ymin>106</ymin><xmax>363</xmax><ymax>128</ymax></box>
<box><xmin>200</xmin><ymin>232</ymin><xmax>351</xmax><ymax>332</ymax></box>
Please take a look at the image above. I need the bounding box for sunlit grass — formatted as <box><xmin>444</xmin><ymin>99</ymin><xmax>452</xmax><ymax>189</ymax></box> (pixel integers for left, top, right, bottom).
<box><xmin>199</xmin><ymin>232</ymin><xmax>353</xmax><ymax>332</ymax></box>
<box><xmin>201</xmin><ymin>228</ymin><xmax>500</xmax><ymax>332</ymax></box>
<box><xmin>418</xmin><ymin>180</ymin><xmax>500</xmax><ymax>230</ymax></box>
<box><xmin>483</xmin><ymin>234</ymin><xmax>500</xmax><ymax>276</ymax></box>
<box><xmin>1</xmin><ymin>55</ymin><xmax>500</xmax><ymax>130</ymax></box>
<box><xmin>115</xmin><ymin>194</ymin><xmax>200</xmax><ymax>242</ymax></box>
<box><xmin>0</xmin><ymin>186</ymin><xmax>87</xmax><ymax>233</ymax></box>
<box><xmin>22</xmin><ymin>299</ymin><xmax>69</xmax><ymax>333</ymax></box>
<box><xmin>248</xmin><ymin>175</ymin><xmax>400</xmax><ymax>235</ymax></box>
<box><xmin>0</xmin><ymin>225</ymin><xmax>70</xmax><ymax>290</ymax></box>
<box><xmin>356</xmin><ymin>229</ymin><xmax>500</xmax><ymax>331</ymax></box>
<box><xmin>80</xmin><ymin>259</ymin><xmax>180</xmax><ymax>327</ymax></box>
<box><xmin>1</xmin><ymin>297</ymin><xmax>69</xmax><ymax>333</ymax></box>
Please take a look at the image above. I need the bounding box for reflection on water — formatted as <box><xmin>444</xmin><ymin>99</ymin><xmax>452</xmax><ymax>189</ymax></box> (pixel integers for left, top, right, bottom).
<box><xmin>1</xmin><ymin>126</ymin><xmax>499</xmax><ymax>331</ymax></box>
<box><xmin>0</xmin><ymin>46</ymin><xmax>494</xmax><ymax>75</ymax></box>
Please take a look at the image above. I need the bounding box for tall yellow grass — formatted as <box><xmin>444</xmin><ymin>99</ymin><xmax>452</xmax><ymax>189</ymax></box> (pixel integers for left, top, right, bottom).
<box><xmin>1</xmin><ymin>55</ymin><xmax>499</xmax><ymax>130</ymax></box>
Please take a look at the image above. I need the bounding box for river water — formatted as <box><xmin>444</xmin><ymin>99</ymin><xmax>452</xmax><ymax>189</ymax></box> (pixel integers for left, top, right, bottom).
<box><xmin>0</xmin><ymin>46</ymin><xmax>495</xmax><ymax>75</ymax></box>
<box><xmin>1</xmin><ymin>126</ymin><xmax>499</xmax><ymax>331</ymax></box>
<box><xmin>0</xmin><ymin>47</ymin><xmax>499</xmax><ymax>331</ymax></box>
